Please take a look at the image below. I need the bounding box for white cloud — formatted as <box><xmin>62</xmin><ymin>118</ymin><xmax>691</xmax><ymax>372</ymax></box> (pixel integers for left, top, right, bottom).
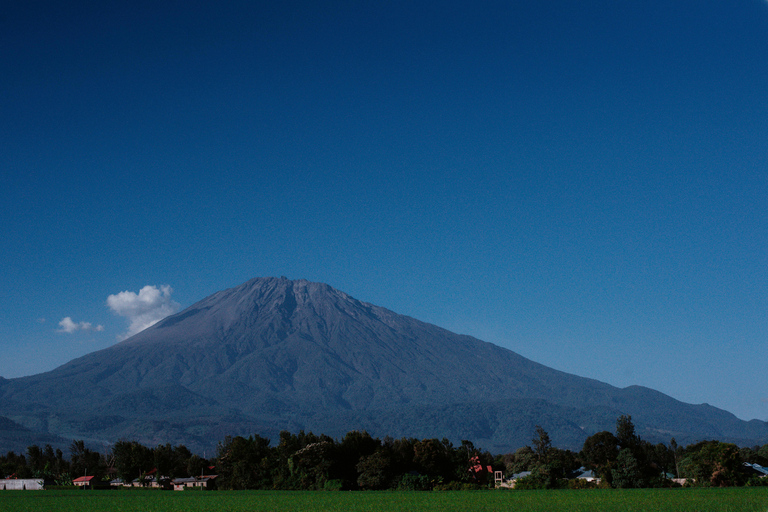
<box><xmin>57</xmin><ymin>317</ymin><xmax>105</xmax><ymax>333</ymax></box>
<box><xmin>107</xmin><ymin>285</ymin><xmax>180</xmax><ymax>339</ymax></box>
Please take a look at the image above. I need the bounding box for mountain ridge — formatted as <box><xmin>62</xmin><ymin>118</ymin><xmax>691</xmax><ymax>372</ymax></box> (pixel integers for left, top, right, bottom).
<box><xmin>1</xmin><ymin>277</ymin><xmax>765</xmax><ymax>453</ymax></box>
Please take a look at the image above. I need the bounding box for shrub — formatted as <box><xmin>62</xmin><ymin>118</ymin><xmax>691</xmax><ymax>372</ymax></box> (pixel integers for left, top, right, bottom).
<box><xmin>396</xmin><ymin>473</ymin><xmax>431</xmax><ymax>491</ymax></box>
<box><xmin>433</xmin><ymin>481</ymin><xmax>484</xmax><ymax>491</ymax></box>
<box><xmin>323</xmin><ymin>479</ymin><xmax>344</xmax><ymax>491</ymax></box>
<box><xmin>567</xmin><ymin>478</ymin><xmax>598</xmax><ymax>490</ymax></box>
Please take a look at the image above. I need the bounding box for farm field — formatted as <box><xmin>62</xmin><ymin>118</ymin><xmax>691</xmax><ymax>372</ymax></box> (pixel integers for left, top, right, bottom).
<box><xmin>1</xmin><ymin>488</ymin><xmax>768</xmax><ymax>512</ymax></box>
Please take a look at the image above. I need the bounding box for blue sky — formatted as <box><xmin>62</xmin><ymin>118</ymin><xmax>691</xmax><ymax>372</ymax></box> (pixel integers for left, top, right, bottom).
<box><xmin>2</xmin><ymin>0</ymin><xmax>767</xmax><ymax>422</ymax></box>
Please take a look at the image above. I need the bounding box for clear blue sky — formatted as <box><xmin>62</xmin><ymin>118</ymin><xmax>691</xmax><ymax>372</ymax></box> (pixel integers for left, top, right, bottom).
<box><xmin>2</xmin><ymin>0</ymin><xmax>767</xmax><ymax>421</ymax></box>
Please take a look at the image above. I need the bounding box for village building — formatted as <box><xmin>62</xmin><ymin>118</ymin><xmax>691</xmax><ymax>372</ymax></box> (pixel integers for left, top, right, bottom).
<box><xmin>171</xmin><ymin>475</ymin><xmax>218</xmax><ymax>490</ymax></box>
<box><xmin>0</xmin><ymin>479</ymin><xmax>45</xmax><ymax>490</ymax></box>
<box><xmin>570</xmin><ymin>467</ymin><xmax>601</xmax><ymax>484</ymax></box>
<box><xmin>72</xmin><ymin>475</ymin><xmax>96</xmax><ymax>487</ymax></box>
<box><xmin>743</xmin><ymin>462</ymin><xmax>768</xmax><ymax>478</ymax></box>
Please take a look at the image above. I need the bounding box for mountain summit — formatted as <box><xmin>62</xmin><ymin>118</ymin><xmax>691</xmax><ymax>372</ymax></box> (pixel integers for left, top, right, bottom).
<box><xmin>1</xmin><ymin>277</ymin><xmax>766</xmax><ymax>453</ymax></box>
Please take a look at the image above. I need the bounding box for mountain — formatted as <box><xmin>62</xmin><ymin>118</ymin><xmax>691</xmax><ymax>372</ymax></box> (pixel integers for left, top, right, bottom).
<box><xmin>0</xmin><ymin>414</ymin><xmax>69</xmax><ymax>454</ymax></box>
<box><xmin>1</xmin><ymin>277</ymin><xmax>766</xmax><ymax>454</ymax></box>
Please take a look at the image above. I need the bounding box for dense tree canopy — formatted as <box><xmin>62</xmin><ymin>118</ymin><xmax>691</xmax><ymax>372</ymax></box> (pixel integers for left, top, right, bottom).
<box><xmin>2</xmin><ymin>419</ymin><xmax>768</xmax><ymax>490</ymax></box>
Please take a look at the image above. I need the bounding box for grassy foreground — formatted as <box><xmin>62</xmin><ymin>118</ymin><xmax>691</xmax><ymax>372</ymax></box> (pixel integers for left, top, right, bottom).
<box><xmin>1</xmin><ymin>488</ymin><xmax>768</xmax><ymax>512</ymax></box>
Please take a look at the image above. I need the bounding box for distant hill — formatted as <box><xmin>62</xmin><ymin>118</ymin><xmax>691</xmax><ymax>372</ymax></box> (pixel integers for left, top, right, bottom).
<box><xmin>1</xmin><ymin>277</ymin><xmax>766</xmax><ymax>454</ymax></box>
<box><xmin>0</xmin><ymin>415</ymin><xmax>69</xmax><ymax>454</ymax></box>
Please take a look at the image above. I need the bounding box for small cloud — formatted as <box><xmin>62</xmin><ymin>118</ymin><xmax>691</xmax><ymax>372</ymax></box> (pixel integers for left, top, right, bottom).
<box><xmin>37</xmin><ymin>318</ymin><xmax>46</xmax><ymax>324</ymax></box>
<box><xmin>107</xmin><ymin>285</ymin><xmax>180</xmax><ymax>340</ymax></box>
<box><xmin>57</xmin><ymin>317</ymin><xmax>78</xmax><ymax>333</ymax></box>
<box><xmin>56</xmin><ymin>317</ymin><xmax>105</xmax><ymax>334</ymax></box>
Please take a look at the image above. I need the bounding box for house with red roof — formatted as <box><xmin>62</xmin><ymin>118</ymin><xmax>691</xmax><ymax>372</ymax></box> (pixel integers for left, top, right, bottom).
<box><xmin>73</xmin><ymin>475</ymin><xmax>96</xmax><ymax>487</ymax></box>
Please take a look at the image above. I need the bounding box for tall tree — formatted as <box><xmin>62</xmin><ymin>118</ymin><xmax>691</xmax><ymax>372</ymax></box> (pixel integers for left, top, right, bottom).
<box><xmin>356</xmin><ymin>450</ymin><xmax>394</xmax><ymax>490</ymax></box>
<box><xmin>532</xmin><ymin>426</ymin><xmax>552</xmax><ymax>465</ymax></box>
<box><xmin>69</xmin><ymin>440</ymin><xmax>105</xmax><ymax>480</ymax></box>
<box><xmin>505</xmin><ymin>446</ymin><xmax>535</xmax><ymax>474</ymax></box>
<box><xmin>112</xmin><ymin>440</ymin><xmax>153</xmax><ymax>482</ymax></box>
<box><xmin>333</xmin><ymin>430</ymin><xmax>380</xmax><ymax>488</ymax></box>
<box><xmin>413</xmin><ymin>438</ymin><xmax>451</xmax><ymax>480</ymax></box>
<box><xmin>612</xmin><ymin>448</ymin><xmax>642</xmax><ymax>488</ymax></box>
<box><xmin>615</xmin><ymin>415</ymin><xmax>639</xmax><ymax>450</ymax></box>
<box><xmin>581</xmin><ymin>430</ymin><xmax>618</xmax><ymax>482</ymax></box>
<box><xmin>216</xmin><ymin>434</ymin><xmax>273</xmax><ymax>490</ymax></box>
<box><xmin>680</xmin><ymin>441</ymin><xmax>745</xmax><ymax>487</ymax></box>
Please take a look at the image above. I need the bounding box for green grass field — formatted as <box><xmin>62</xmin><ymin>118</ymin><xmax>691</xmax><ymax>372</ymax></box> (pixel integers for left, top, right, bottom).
<box><xmin>1</xmin><ymin>488</ymin><xmax>768</xmax><ymax>512</ymax></box>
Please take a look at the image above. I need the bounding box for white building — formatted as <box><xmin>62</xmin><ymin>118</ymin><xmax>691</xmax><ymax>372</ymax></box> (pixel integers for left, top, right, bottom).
<box><xmin>0</xmin><ymin>479</ymin><xmax>45</xmax><ymax>490</ymax></box>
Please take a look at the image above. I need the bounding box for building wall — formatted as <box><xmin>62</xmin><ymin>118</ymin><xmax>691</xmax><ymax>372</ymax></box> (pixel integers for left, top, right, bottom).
<box><xmin>0</xmin><ymin>479</ymin><xmax>45</xmax><ymax>490</ymax></box>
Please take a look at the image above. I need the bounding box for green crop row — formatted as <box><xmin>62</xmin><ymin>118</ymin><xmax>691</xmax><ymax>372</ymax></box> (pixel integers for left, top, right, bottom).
<box><xmin>2</xmin><ymin>488</ymin><xmax>768</xmax><ymax>512</ymax></box>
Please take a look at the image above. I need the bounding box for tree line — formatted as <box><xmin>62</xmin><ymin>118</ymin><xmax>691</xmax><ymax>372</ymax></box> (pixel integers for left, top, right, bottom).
<box><xmin>510</xmin><ymin>416</ymin><xmax>768</xmax><ymax>489</ymax></box>
<box><xmin>0</xmin><ymin>440</ymin><xmax>210</xmax><ymax>486</ymax></box>
<box><xmin>3</xmin><ymin>415</ymin><xmax>768</xmax><ymax>490</ymax></box>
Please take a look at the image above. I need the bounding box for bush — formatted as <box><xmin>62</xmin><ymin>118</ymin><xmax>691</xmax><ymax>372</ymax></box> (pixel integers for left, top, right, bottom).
<box><xmin>513</xmin><ymin>472</ymin><xmax>568</xmax><ymax>490</ymax></box>
<box><xmin>396</xmin><ymin>473</ymin><xmax>431</xmax><ymax>491</ymax></box>
<box><xmin>512</xmin><ymin>474</ymin><xmax>546</xmax><ymax>490</ymax></box>
<box><xmin>745</xmin><ymin>477</ymin><xmax>768</xmax><ymax>487</ymax></box>
<box><xmin>323</xmin><ymin>479</ymin><xmax>344</xmax><ymax>491</ymax></box>
<box><xmin>433</xmin><ymin>481</ymin><xmax>484</xmax><ymax>491</ymax></box>
<box><xmin>567</xmin><ymin>478</ymin><xmax>598</xmax><ymax>489</ymax></box>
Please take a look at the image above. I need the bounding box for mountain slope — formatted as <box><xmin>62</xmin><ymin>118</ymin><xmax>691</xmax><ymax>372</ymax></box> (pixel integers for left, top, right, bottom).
<box><xmin>1</xmin><ymin>277</ymin><xmax>765</xmax><ymax>453</ymax></box>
